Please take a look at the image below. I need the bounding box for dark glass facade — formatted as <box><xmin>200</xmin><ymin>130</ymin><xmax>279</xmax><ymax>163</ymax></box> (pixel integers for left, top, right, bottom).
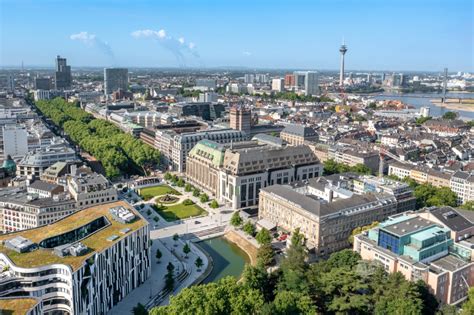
<box><xmin>39</xmin><ymin>217</ymin><xmax>109</xmax><ymax>248</ymax></box>
<box><xmin>378</xmin><ymin>230</ymin><xmax>400</xmax><ymax>255</ymax></box>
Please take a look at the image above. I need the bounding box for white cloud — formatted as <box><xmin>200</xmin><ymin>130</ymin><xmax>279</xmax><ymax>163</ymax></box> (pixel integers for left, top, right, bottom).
<box><xmin>243</xmin><ymin>51</ymin><xmax>252</xmax><ymax>56</ymax></box>
<box><xmin>131</xmin><ymin>29</ymin><xmax>167</xmax><ymax>39</ymax></box>
<box><xmin>70</xmin><ymin>31</ymin><xmax>114</xmax><ymax>59</ymax></box>
<box><xmin>70</xmin><ymin>31</ymin><xmax>96</xmax><ymax>44</ymax></box>
<box><xmin>157</xmin><ymin>29</ymin><xmax>166</xmax><ymax>38</ymax></box>
<box><xmin>131</xmin><ymin>28</ymin><xmax>200</xmax><ymax>66</ymax></box>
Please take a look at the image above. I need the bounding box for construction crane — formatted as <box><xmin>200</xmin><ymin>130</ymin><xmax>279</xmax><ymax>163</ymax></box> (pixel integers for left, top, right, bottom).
<box><xmin>378</xmin><ymin>145</ymin><xmax>412</xmax><ymax>178</ymax></box>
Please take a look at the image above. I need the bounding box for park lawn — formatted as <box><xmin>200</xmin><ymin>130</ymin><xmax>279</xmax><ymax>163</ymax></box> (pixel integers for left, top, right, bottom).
<box><xmin>154</xmin><ymin>202</ymin><xmax>207</xmax><ymax>222</ymax></box>
<box><xmin>139</xmin><ymin>185</ymin><xmax>181</xmax><ymax>201</ymax></box>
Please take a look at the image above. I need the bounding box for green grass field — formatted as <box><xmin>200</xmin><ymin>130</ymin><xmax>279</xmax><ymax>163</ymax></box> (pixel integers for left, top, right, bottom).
<box><xmin>154</xmin><ymin>202</ymin><xmax>207</xmax><ymax>221</ymax></box>
<box><xmin>139</xmin><ymin>185</ymin><xmax>181</xmax><ymax>201</ymax></box>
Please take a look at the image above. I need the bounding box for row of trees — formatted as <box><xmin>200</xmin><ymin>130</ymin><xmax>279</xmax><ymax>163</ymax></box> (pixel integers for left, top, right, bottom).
<box><xmin>35</xmin><ymin>98</ymin><xmax>161</xmax><ymax>178</ymax></box>
<box><xmin>149</xmin><ymin>229</ymin><xmax>444</xmax><ymax>314</ymax></box>
<box><xmin>323</xmin><ymin>159</ymin><xmax>372</xmax><ymax>175</ymax></box>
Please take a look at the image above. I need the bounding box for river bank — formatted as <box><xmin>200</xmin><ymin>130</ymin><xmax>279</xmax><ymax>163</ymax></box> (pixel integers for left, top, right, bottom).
<box><xmin>430</xmin><ymin>99</ymin><xmax>474</xmax><ymax>113</ymax></box>
<box><xmin>223</xmin><ymin>229</ymin><xmax>258</xmax><ymax>266</ymax></box>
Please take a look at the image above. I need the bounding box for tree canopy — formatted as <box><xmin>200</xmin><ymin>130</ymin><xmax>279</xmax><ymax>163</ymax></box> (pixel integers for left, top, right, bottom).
<box><xmin>150</xmin><ymin>248</ymin><xmax>438</xmax><ymax>315</ymax></box>
<box><xmin>323</xmin><ymin>159</ymin><xmax>372</xmax><ymax>176</ymax></box>
<box><xmin>35</xmin><ymin>98</ymin><xmax>160</xmax><ymax>178</ymax></box>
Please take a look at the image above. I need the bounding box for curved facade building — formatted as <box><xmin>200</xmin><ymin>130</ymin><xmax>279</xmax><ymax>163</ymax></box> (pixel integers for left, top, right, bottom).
<box><xmin>0</xmin><ymin>201</ymin><xmax>151</xmax><ymax>314</ymax></box>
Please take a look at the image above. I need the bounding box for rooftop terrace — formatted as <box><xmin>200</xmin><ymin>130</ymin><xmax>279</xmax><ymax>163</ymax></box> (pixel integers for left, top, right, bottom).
<box><xmin>0</xmin><ymin>297</ymin><xmax>40</xmax><ymax>315</ymax></box>
<box><xmin>0</xmin><ymin>201</ymin><xmax>147</xmax><ymax>271</ymax></box>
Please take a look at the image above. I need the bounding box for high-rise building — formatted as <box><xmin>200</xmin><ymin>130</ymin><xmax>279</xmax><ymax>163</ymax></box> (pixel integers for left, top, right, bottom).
<box><xmin>104</xmin><ymin>68</ymin><xmax>129</xmax><ymax>95</ymax></box>
<box><xmin>255</xmin><ymin>74</ymin><xmax>269</xmax><ymax>84</ymax></box>
<box><xmin>339</xmin><ymin>41</ymin><xmax>348</xmax><ymax>86</ymax></box>
<box><xmin>292</xmin><ymin>71</ymin><xmax>319</xmax><ymax>95</ymax></box>
<box><xmin>293</xmin><ymin>72</ymin><xmax>306</xmax><ymax>89</ymax></box>
<box><xmin>54</xmin><ymin>55</ymin><xmax>71</xmax><ymax>90</ymax></box>
<box><xmin>244</xmin><ymin>74</ymin><xmax>255</xmax><ymax>84</ymax></box>
<box><xmin>229</xmin><ymin>107</ymin><xmax>251</xmax><ymax>136</ymax></box>
<box><xmin>284</xmin><ymin>74</ymin><xmax>295</xmax><ymax>87</ymax></box>
<box><xmin>304</xmin><ymin>71</ymin><xmax>319</xmax><ymax>96</ymax></box>
<box><xmin>34</xmin><ymin>77</ymin><xmax>52</xmax><ymax>90</ymax></box>
<box><xmin>271</xmin><ymin>78</ymin><xmax>285</xmax><ymax>92</ymax></box>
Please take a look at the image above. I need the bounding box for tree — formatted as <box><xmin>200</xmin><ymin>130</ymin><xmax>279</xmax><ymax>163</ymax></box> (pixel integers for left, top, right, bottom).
<box><xmin>349</xmin><ymin>221</ymin><xmax>379</xmax><ymax>244</ymax></box>
<box><xmin>210</xmin><ymin>200</ymin><xmax>219</xmax><ymax>209</ymax></box>
<box><xmin>195</xmin><ymin>257</ymin><xmax>203</xmax><ymax>271</ymax></box>
<box><xmin>177</xmin><ymin>178</ymin><xmax>185</xmax><ymax>187</ymax></box>
<box><xmin>352</xmin><ymin>163</ymin><xmax>372</xmax><ymax>175</ymax></box>
<box><xmin>192</xmin><ymin>188</ymin><xmax>200</xmax><ymax>197</ymax></box>
<box><xmin>155</xmin><ymin>249</ymin><xmax>162</xmax><ymax>263</ymax></box>
<box><xmin>257</xmin><ymin>243</ymin><xmax>275</xmax><ymax>267</ymax></box>
<box><xmin>183</xmin><ymin>243</ymin><xmax>191</xmax><ymax>258</ymax></box>
<box><xmin>243</xmin><ymin>221</ymin><xmax>256</xmax><ymax>236</ymax></box>
<box><xmin>273</xmin><ymin>290</ymin><xmax>316</xmax><ymax>315</ymax></box>
<box><xmin>184</xmin><ymin>183</ymin><xmax>193</xmax><ymax>192</ymax></box>
<box><xmin>132</xmin><ymin>303</ymin><xmax>148</xmax><ymax>315</ymax></box>
<box><xmin>255</xmin><ymin>228</ymin><xmax>272</xmax><ymax>245</ymax></box>
<box><xmin>200</xmin><ymin>193</ymin><xmax>209</xmax><ymax>203</ymax></box>
<box><xmin>164</xmin><ymin>172</ymin><xmax>172</xmax><ymax>181</ymax></box>
<box><xmin>367</xmin><ymin>102</ymin><xmax>377</xmax><ymax>110</ymax></box>
<box><xmin>416</xmin><ymin>116</ymin><xmax>432</xmax><ymax>124</ymax></box>
<box><xmin>149</xmin><ymin>277</ymin><xmax>264</xmax><ymax>315</ymax></box>
<box><xmin>167</xmin><ymin>262</ymin><xmax>175</xmax><ymax>273</ymax></box>
<box><xmin>442</xmin><ymin>111</ymin><xmax>457</xmax><ymax>120</ymax></box>
<box><xmin>461</xmin><ymin>287</ymin><xmax>474</xmax><ymax>315</ymax></box>
<box><xmin>173</xmin><ymin>233</ymin><xmax>179</xmax><ymax>246</ymax></box>
<box><xmin>460</xmin><ymin>201</ymin><xmax>474</xmax><ymax>211</ymax></box>
<box><xmin>325</xmin><ymin>249</ymin><xmax>361</xmax><ymax>269</ymax></box>
<box><xmin>165</xmin><ymin>272</ymin><xmax>174</xmax><ymax>292</ymax></box>
<box><xmin>279</xmin><ymin>228</ymin><xmax>308</xmax><ymax>292</ymax></box>
<box><xmin>414</xmin><ymin>183</ymin><xmax>457</xmax><ymax>208</ymax></box>
<box><xmin>230</xmin><ymin>211</ymin><xmax>243</xmax><ymax>227</ymax></box>
<box><xmin>182</xmin><ymin>198</ymin><xmax>194</xmax><ymax>206</ymax></box>
<box><xmin>323</xmin><ymin>159</ymin><xmax>339</xmax><ymax>175</ymax></box>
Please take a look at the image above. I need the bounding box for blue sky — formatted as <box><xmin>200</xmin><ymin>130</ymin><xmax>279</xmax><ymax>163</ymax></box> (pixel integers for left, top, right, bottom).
<box><xmin>1</xmin><ymin>0</ymin><xmax>472</xmax><ymax>71</ymax></box>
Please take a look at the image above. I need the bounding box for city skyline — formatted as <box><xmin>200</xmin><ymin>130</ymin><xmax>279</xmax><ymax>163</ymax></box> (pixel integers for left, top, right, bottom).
<box><xmin>1</xmin><ymin>0</ymin><xmax>473</xmax><ymax>71</ymax></box>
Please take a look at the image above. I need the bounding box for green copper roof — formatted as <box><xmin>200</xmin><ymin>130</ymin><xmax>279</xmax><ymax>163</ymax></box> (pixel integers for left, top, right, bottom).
<box><xmin>189</xmin><ymin>140</ymin><xmax>225</xmax><ymax>167</ymax></box>
<box><xmin>2</xmin><ymin>157</ymin><xmax>16</xmax><ymax>173</ymax></box>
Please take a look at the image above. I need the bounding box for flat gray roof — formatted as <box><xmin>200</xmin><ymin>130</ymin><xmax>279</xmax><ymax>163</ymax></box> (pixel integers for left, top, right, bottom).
<box><xmin>382</xmin><ymin>216</ymin><xmax>434</xmax><ymax>237</ymax></box>
<box><xmin>430</xmin><ymin>254</ymin><xmax>469</xmax><ymax>272</ymax></box>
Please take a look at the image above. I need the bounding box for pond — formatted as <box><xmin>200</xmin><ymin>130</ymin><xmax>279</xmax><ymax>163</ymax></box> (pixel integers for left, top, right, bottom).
<box><xmin>199</xmin><ymin>236</ymin><xmax>250</xmax><ymax>284</ymax></box>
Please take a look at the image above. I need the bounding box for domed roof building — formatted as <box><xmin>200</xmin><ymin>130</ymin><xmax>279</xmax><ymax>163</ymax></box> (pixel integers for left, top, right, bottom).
<box><xmin>2</xmin><ymin>155</ymin><xmax>17</xmax><ymax>175</ymax></box>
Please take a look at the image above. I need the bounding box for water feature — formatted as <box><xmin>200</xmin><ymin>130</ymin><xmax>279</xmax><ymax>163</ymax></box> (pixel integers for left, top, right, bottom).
<box><xmin>370</xmin><ymin>92</ymin><xmax>474</xmax><ymax>120</ymax></box>
<box><xmin>199</xmin><ymin>236</ymin><xmax>250</xmax><ymax>284</ymax></box>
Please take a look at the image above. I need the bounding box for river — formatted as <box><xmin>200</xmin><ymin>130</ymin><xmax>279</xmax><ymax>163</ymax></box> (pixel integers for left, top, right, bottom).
<box><xmin>369</xmin><ymin>92</ymin><xmax>474</xmax><ymax>120</ymax></box>
<box><xmin>199</xmin><ymin>236</ymin><xmax>250</xmax><ymax>284</ymax></box>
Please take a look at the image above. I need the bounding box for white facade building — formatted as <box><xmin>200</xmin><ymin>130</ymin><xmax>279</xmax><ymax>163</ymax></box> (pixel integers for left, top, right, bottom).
<box><xmin>0</xmin><ymin>201</ymin><xmax>150</xmax><ymax>314</ymax></box>
<box><xmin>2</xmin><ymin>125</ymin><xmax>28</xmax><ymax>159</ymax></box>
